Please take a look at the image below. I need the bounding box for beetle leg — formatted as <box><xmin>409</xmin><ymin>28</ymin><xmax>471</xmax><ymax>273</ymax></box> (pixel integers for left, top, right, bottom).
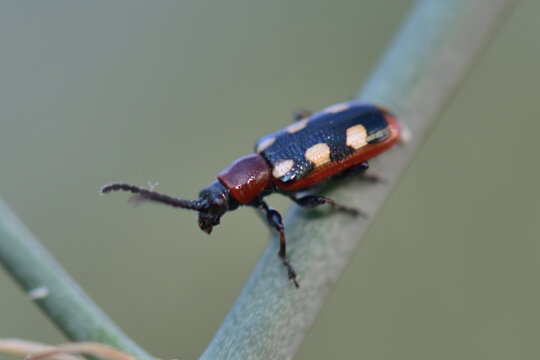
<box><xmin>336</xmin><ymin>161</ymin><xmax>383</xmax><ymax>183</ymax></box>
<box><xmin>258</xmin><ymin>201</ymin><xmax>299</xmax><ymax>288</ymax></box>
<box><xmin>292</xmin><ymin>109</ymin><xmax>312</xmax><ymax>121</ymax></box>
<box><xmin>290</xmin><ymin>194</ymin><xmax>364</xmax><ymax>217</ymax></box>
<box><xmin>337</xmin><ymin>161</ymin><xmax>369</xmax><ymax>178</ymax></box>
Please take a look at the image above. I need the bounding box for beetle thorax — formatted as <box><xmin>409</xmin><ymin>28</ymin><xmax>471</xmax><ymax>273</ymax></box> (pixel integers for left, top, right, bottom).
<box><xmin>218</xmin><ymin>154</ymin><xmax>273</xmax><ymax>204</ymax></box>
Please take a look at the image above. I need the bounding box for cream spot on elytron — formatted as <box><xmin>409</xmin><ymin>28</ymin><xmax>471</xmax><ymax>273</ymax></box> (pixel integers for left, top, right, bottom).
<box><xmin>256</xmin><ymin>137</ymin><xmax>276</xmax><ymax>153</ymax></box>
<box><xmin>286</xmin><ymin>118</ymin><xmax>309</xmax><ymax>133</ymax></box>
<box><xmin>323</xmin><ymin>102</ymin><xmax>350</xmax><ymax>114</ymax></box>
<box><xmin>305</xmin><ymin>143</ymin><xmax>331</xmax><ymax>167</ymax></box>
<box><xmin>346</xmin><ymin>124</ymin><xmax>367</xmax><ymax>149</ymax></box>
<box><xmin>272</xmin><ymin>159</ymin><xmax>294</xmax><ymax>178</ymax></box>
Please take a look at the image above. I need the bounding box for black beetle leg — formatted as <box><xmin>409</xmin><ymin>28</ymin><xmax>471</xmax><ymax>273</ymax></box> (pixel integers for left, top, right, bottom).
<box><xmin>258</xmin><ymin>201</ymin><xmax>299</xmax><ymax>288</ymax></box>
<box><xmin>292</xmin><ymin>109</ymin><xmax>312</xmax><ymax>122</ymax></box>
<box><xmin>290</xmin><ymin>194</ymin><xmax>365</xmax><ymax>217</ymax></box>
<box><xmin>336</xmin><ymin>161</ymin><xmax>384</xmax><ymax>184</ymax></box>
<box><xmin>336</xmin><ymin>161</ymin><xmax>370</xmax><ymax>179</ymax></box>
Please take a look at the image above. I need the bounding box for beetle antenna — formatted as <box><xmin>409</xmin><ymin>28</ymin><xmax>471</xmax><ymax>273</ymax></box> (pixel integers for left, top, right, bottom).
<box><xmin>100</xmin><ymin>183</ymin><xmax>202</xmax><ymax>211</ymax></box>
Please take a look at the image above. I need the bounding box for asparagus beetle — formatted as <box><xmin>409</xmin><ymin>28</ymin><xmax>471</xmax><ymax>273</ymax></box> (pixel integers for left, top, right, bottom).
<box><xmin>101</xmin><ymin>101</ymin><xmax>401</xmax><ymax>287</ymax></box>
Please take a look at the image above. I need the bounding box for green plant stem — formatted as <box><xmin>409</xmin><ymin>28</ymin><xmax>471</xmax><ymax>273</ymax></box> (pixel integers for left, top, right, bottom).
<box><xmin>199</xmin><ymin>0</ymin><xmax>517</xmax><ymax>359</ymax></box>
<box><xmin>0</xmin><ymin>200</ymin><xmax>154</xmax><ymax>360</ymax></box>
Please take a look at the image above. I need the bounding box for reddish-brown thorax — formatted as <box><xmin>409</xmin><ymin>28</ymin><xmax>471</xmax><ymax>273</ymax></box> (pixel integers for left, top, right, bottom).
<box><xmin>218</xmin><ymin>154</ymin><xmax>273</xmax><ymax>204</ymax></box>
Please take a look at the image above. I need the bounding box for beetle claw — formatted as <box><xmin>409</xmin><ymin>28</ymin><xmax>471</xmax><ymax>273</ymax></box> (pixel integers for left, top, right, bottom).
<box><xmin>283</xmin><ymin>258</ymin><xmax>299</xmax><ymax>288</ymax></box>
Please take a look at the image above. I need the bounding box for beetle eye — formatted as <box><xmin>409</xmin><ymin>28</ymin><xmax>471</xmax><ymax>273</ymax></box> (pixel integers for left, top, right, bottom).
<box><xmin>213</xmin><ymin>197</ymin><xmax>225</xmax><ymax>209</ymax></box>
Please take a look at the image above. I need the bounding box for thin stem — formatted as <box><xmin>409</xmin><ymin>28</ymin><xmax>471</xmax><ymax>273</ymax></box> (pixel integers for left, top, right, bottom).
<box><xmin>199</xmin><ymin>0</ymin><xmax>518</xmax><ymax>359</ymax></box>
<box><xmin>0</xmin><ymin>199</ymin><xmax>154</xmax><ymax>360</ymax></box>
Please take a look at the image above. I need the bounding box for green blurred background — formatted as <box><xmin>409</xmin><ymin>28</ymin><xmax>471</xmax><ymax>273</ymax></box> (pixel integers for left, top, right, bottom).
<box><xmin>1</xmin><ymin>1</ymin><xmax>539</xmax><ymax>359</ymax></box>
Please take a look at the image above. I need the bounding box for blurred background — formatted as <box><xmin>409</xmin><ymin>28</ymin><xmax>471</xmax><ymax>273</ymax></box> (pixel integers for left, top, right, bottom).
<box><xmin>1</xmin><ymin>1</ymin><xmax>539</xmax><ymax>359</ymax></box>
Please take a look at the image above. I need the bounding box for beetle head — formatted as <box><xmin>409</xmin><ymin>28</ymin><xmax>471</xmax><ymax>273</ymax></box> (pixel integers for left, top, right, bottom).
<box><xmin>197</xmin><ymin>181</ymin><xmax>239</xmax><ymax>234</ymax></box>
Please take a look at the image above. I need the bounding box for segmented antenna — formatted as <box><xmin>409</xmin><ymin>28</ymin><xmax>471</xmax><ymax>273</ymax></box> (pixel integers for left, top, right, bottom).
<box><xmin>100</xmin><ymin>183</ymin><xmax>202</xmax><ymax>211</ymax></box>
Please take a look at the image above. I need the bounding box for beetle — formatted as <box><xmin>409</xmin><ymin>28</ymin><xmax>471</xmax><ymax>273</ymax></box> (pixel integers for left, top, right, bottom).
<box><xmin>101</xmin><ymin>101</ymin><xmax>401</xmax><ymax>287</ymax></box>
